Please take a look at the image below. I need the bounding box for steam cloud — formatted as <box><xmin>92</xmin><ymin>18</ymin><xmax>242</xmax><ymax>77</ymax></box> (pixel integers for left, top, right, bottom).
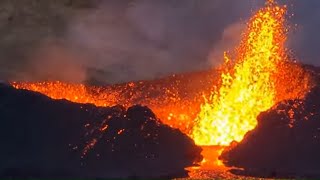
<box><xmin>63</xmin><ymin>0</ymin><xmax>256</xmax><ymax>83</ymax></box>
<box><xmin>0</xmin><ymin>0</ymin><xmax>319</xmax><ymax>83</ymax></box>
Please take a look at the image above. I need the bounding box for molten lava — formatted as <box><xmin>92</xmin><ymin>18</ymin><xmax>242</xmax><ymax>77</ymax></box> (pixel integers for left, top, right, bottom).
<box><xmin>192</xmin><ymin>0</ymin><xmax>311</xmax><ymax>146</ymax></box>
<box><xmin>11</xmin><ymin>71</ymin><xmax>218</xmax><ymax>135</ymax></box>
<box><xmin>11</xmin><ymin>0</ymin><xmax>312</xmax><ymax>154</ymax></box>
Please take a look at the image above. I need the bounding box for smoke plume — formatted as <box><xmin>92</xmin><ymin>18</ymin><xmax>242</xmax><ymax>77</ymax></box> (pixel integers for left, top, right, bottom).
<box><xmin>1</xmin><ymin>0</ymin><xmax>319</xmax><ymax>83</ymax></box>
<box><xmin>63</xmin><ymin>0</ymin><xmax>256</xmax><ymax>83</ymax></box>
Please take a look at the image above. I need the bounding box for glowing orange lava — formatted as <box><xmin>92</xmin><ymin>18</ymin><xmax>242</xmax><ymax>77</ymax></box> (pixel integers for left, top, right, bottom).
<box><xmin>192</xmin><ymin>0</ymin><xmax>312</xmax><ymax>146</ymax></box>
<box><xmin>11</xmin><ymin>71</ymin><xmax>218</xmax><ymax>135</ymax></box>
<box><xmin>11</xmin><ymin>1</ymin><xmax>312</xmax><ymax>154</ymax></box>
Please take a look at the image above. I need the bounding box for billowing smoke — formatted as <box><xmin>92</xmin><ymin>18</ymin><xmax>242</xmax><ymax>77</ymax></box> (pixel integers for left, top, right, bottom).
<box><xmin>0</xmin><ymin>0</ymin><xmax>256</xmax><ymax>83</ymax></box>
<box><xmin>207</xmin><ymin>22</ymin><xmax>245</xmax><ymax>66</ymax></box>
<box><xmin>19</xmin><ymin>39</ymin><xmax>87</xmax><ymax>83</ymax></box>
<box><xmin>1</xmin><ymin>0</ymin><xmax>319</xmax><ymax>84</ymax></box>
<box><xmin>62</xmin><ymin>0</ymin><xmax>257</xmax><ymax>83</ymax></box>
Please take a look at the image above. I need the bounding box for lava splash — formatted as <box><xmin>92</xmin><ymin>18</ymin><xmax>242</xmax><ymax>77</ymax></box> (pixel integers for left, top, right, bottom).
<box><xmin>11</xmin><ymin>1</ymin><xmax>312</xmax><ymax>149</ymax></box>
<box><xmin>192</xmin><ymin>0</ymin><xmax>312</xmax><ymax>146</ymax></box>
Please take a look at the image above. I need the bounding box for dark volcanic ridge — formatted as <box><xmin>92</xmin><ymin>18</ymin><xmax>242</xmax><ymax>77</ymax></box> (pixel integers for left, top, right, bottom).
<box><xmin>0</xmin><ymin>84</ymin><xmax>202</xmax><ymax>179</ymax></box>
<box><xmin>1</xmin><ymin>64</ymin><xmax>320</xmax><ymax>179</ymax></box>
<box><xmin>220</xmin><ymin>65</ymin><xmax>320</xmax><ymax>178</ymax></box>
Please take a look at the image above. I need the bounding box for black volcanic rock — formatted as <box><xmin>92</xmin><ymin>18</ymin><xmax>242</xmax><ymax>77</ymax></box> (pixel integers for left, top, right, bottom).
<box><xmin>0</xmin><ymin>84</ymin><xmax>202</xmax><ymax>179</ymax></box>
<box><xmin>220</xmin><ymin>85</ymin><xmax>320</xmax><ymax>178</ymax></box>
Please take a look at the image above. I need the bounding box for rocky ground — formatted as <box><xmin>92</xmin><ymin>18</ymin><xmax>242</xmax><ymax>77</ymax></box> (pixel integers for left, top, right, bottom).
<box><xmin>220</xmin><ymin>66</ymin><xmax>320</xmax><ymax>178</ymax></box>
<box><xmin>0</xmin><ymin>83</ymin><xmax>202</xmax><ymax>178</ymax></box>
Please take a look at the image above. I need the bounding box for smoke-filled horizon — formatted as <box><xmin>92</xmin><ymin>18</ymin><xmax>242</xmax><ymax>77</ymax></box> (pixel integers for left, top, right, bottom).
<box><xmin>0</xmin><ymin>0</ymin><xmax>318</xmax><ymax>83</ymax></box>
<box><xmin>63</xmin><ymin>0</ymin><xmax>258</xmax><ymax>83</ymax></box>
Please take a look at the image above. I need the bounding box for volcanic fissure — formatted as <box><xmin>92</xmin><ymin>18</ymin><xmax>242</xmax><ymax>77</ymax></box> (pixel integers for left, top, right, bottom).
<box><xmin>10</xmin><ymin>0</ymin><xmax>313</xmax><ymax>169</ymax></box>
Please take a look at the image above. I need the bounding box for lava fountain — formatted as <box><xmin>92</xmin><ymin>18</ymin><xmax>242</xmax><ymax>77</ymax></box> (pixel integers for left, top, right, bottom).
<box><xmin>192</xmin><ymin>0</ymin><xmax>311</xmax><ymax>146</ymax></box>
<box><xmin>11</xmin><ymin>0</ymin><xmax>312</xmax><ymax>168</ymax></box>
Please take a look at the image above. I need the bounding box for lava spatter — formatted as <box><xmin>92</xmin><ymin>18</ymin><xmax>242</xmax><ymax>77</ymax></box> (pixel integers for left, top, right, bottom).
<box><xmin>192</xmin><ymin>0</ymin><xmax>311</xmax><ymax>146</ymax></box>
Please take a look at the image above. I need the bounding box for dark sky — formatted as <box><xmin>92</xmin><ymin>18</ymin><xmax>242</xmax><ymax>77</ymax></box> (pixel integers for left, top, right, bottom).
<box><xmin>287</xmin><ymin>0</ymin><xmax>320</xmax><ymax>65</ymax></box>
<box><xmin>0</xmin><ymin>0</ymin><xmax>319</xmax><ymax>83</ymax></box>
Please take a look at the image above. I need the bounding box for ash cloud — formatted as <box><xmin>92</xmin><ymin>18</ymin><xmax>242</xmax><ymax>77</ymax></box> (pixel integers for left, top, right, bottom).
<box><xmin>63</xmin><ymin>0</ymin><xmax>258</xmax><ymax>83</ymax></box>
<box><xmin>1</xmin><ymin>0</ymin><xmax>319</xmax><ymax>83</ymax></box>
<box><xmin>0</xmin><ymin>0</ymin><xmax>257</xmax><ymax>83</ymax></box>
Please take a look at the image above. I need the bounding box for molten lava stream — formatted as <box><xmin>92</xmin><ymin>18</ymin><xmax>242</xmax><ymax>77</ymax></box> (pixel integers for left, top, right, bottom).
<box><xmin>199</xmin><ymin>146</ymin><xmax>225</xmax><ymax>169</ymax></box>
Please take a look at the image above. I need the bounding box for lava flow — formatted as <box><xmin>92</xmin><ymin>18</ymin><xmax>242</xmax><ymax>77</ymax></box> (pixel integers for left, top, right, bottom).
<box><xmin>11</xmin><ymin>70</ymin><xmax>219</xmax><ymax>135</ymax></box>
<box><xmin>11</xmin><ymin>0</ymin><xmax>312</xmax><ymax>166</ymax></box>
